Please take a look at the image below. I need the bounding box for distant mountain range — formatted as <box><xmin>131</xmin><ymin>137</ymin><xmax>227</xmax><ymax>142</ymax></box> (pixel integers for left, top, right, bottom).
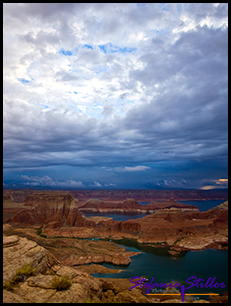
<box><xmin>3</xmin><ymin>188</ymin><xmax>228</xmax><ymax>203</ymax></box>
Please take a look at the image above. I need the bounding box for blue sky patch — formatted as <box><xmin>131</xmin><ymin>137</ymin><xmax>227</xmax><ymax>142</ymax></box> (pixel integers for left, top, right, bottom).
<box><xmin>42</xmin><ymin>104</ymin><xmax>50</xmax><ymax>109</ymax></box>
<box><xmin>59</xmin><ymin>48</ymin><xmax>73</xmax><ymax>56</ymax></box>
<box><xmin>83</xmin><ymin>44</ymin><xmax>93</xmax><ymax>50</ymax></box>
<box><xmin>95</xmin><ymin>66</ymin><xmax>109</xmax><ymax>75</ymax></box>
<box><xmin>99</xmin><ymin>43</ymin><xmax>136</xmax><ymax>54</ymax></box>
<box><xmin>18</xmin><ymin>78</ymin><xmax>30</xmax><ymax>84</ymax></box>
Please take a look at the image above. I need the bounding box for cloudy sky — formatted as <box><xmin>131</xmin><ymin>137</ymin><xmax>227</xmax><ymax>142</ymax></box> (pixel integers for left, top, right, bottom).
<box><xmin>3</xmin><ymin>3</ymin><xmax>228</xmax><ymax>190</ymax></box>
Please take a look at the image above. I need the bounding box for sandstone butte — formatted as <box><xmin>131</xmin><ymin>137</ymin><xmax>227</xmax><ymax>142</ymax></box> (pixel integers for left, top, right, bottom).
<box><xmin>3</xmin><ymin>191</ymin><xmax>228</xmax><ymax>252</ymax></box>
<box><xmin>78</xmin><ymin>198</ymin><xmax>199</xmax><ymax>213</ymax></box>
<box><xmin>3</xmin><ymin>234</ymin><xmax>213</xmax><ymax>303</ymax></box>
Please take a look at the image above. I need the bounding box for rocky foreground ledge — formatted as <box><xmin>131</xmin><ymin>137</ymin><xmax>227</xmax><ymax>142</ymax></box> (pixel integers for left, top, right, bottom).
<box><xmin>3</xmin><ymin>234</ymin><xmax>213</xmax><ymax>303</ymax></box>
<box><xmin>3</xmin><ymin>234</ymin><xmax>148</xmax><ymax>303</ymax></box>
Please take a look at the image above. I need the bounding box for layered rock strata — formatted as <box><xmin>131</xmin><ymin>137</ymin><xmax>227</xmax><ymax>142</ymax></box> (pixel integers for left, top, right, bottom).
<box><xmin>95</xmin><ymin>204</ymin><xmax>228</xmax><ymax>249</ymax></box>
<box><xmin>4</xmin><ymin>188</ymin><xmax>228</xmax><ymax>203</ymax></box>
<box><xmin>3</xmin><ymin>234</ymin><xmax>58</xmax><ymax>285</ymax></box>
<box><xmin>3</xmin><ymin>234</ymin><xmax>213</xmax><ymax>303</ymax></box>
<box><xmin>79</xmin><ymin>198</ymin><xmax>199</xmax><ymax>213</ymax></box>
<box><xmin>69</xmin><ymin>188</ymin><xmax>227</xmax><ymax>201</ymax></box>
<box><xmin>10</xmin><ymin>192</ymin><xmax>95</xmax><ymax>229</ymax></box>
<box><xmin>5</xmin><ymin>191</ymin><xmax>228</xmax><ymax>252</ymax></box>
<box><xmin>2</xmin><ymin>235</ymin><xmax>150</xmax><ymax>303</ymax></box>
<box><xmin>44</xmin><ymin>202</ymin><xmax>228</xmax><ymax>251</ymax></box>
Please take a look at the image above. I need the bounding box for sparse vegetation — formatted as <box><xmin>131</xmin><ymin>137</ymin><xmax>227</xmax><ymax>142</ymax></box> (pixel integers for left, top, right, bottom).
<box><xmin>37</xmin><ymin>227</ymin><xmax>47</xmax><ymax>238</ymax></box>
<box><xmin>3</xmin><ymin>264</ymin><xmax>35</xmax><ymax>291</ymax></box>
<box><xmin>39</xmin><ymin>234</ymin><xmax>47</xmax><ymax>238</ymax></box>
<box><xmin>3</xmin><ymin>279</ymin><xmax>17</xmax><ymax>291</ymax></box>
<box><xmin>15</xmin><ymin>264</ymin><xmax>35</xmax><ymax>278</ymax></box>
<box><xmin>50</xmin><ymin>275</ymin><xmax>72</xmax><ymax>291</ymax></box>
<box><xmin>37</xmin><ymin>228</ymin><xmax>42</xmax><ymax>235</ymax></box>
<box><xmin>173</xmin><ymin>238</ymin><xmax>182</xmax><ymax>244</ymax></box>
<box><xmin>85</xmin><ymin>297</ymin><xmax>101</xmax><ymax>303</ymax></box>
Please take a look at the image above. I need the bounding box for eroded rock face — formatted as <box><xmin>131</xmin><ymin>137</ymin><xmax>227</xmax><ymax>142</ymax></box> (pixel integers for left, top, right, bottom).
<box><xmin>11</xmin><ymin>210</ymin><xmax>36</xmax><ymax>226</ymax></box>
<box><xmin>42</xmin><ymin>201</ymin><xmax>228</xmax><ymax>251</ymax></box>
<box><xmin>88</xmin><ymin>202</ymin><xmax>228</xmax><ymax>249</ymax></box>
<box><xmin>11</xmin><ymin>192</ymin><xmax>95</xmax><ymax>229</ymax></box>
<box><xmin>2</xmin><ymin>235</ymin><xmax>150</xmax><ymax>303</ymax></box>
<box><xmin>79</xmin><ymin>197</ymin><xmax>199</xmax><ymax>214</ymax></box>
<box><xmin>212</xmin><ymin>210</ymin><xmax>228</xmax><ymax>228</ymax></box>
<box><xmin>6</xmin><ymin>192</ymin><xmax>228</xmax><ymax>252</ymax></box>
<box><xmin>3</xmin><ymin>235</ymin><xmax>49</xmax><ymax>285</ymax></box>
<box><xmin>3</xmin><ymin>234</ymin><xmax>219</xmax><ymax>303</ymax></box>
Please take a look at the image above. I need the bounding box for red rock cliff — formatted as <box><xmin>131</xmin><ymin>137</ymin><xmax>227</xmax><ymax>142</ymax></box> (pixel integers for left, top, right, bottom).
<box><xmin>11</xmin><ymin>192</ymin><xmax>95</xmax><ymax>228</ymax></box>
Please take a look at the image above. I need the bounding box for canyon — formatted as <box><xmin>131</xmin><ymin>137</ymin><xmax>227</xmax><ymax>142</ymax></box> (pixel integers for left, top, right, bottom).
<box><xmin>3</xmin><ymin>234</ymin><xmax>152</xmax><ymax>303</ymax></box>
<box><xmin>3</xmin><ymin>190</ymin><xmax>228</xmax><ymax>252</ymax></box>
<box><xmin>3</xmin><ymin>189</ymin><xmax>228</xmax><ymax>303</ymax></box>
<box><xmin>78</xmin><ymin>197</ymin><xmax>199</xmax><ymax>214</ymax></box>
<box><xmin>4</xmin><ymin>233</ymin><xmax>216</xmax><ymax>303</ymax></box>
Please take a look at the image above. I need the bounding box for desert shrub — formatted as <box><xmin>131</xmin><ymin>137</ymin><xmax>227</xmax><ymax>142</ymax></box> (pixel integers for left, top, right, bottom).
<box><xmin>37</xmin><ymin>228</ymin><xmax>42</xmax><ymax>235</ymax></box>
<box><xmin>39</xmin><ymin>234</ymin><xmax>47</xmax><ymax>238</ymax></box>
<box><xmin>50</xmin><ymin>275</ymin><xmax>72</xmax><ymax>291</ymax></box>
<box><xmin>3</xmin><ymin>279</ymin><xmax>16</xmax><ymax>291</ymax></box>
<box><xmin>3</xmin><ymin>264</ymin><xmax>35</xmax><ymax>291</ymax></box>
<box><xmin>37</xmin><ymin>227</ymin><xmax>47</xmax><ymax>238</ymax></box>
<box><xmin>15</xmin><ymin>264</ymin><xmax>35</xmax><ymax>278</ymax></box>
<box><xmin>85</xmin><ymin>297</ymin><xmax>101</xmax><ymax>303</ymax></box>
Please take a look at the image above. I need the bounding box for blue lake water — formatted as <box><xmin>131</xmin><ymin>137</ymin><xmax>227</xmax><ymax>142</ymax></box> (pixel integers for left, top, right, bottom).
<box><xmin>83</xmin><ymin>200</ymin><xmax>226</xmax><ymax>221</ymax></box>
<box><xmin>82</xmin><ymin>199</ymin><xmax>228</xmax><ymax>299</ymax></box>
<box><xmin>83</xmin><ymin>211</ymin><xmax>146</xmax><ymax>221</ymax></box>
<box><xmin>139</xmin><ymin>199</ymin><xmax>226</xmax><ymax>212</ymax></box>
<box><xmin>178</xmin><ymin>200</ymin><xmax>226</xmax><ymax>212</ymax></box>
<box><xmin>91</xmin><ymin>239</ymin><xmax>228</xmax><ymax>299</ymax></box>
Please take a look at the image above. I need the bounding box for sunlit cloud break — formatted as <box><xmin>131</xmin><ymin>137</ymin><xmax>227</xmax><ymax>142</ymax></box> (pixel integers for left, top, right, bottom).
<box><xmin>201</xmin><ymin>178</ymin><xmax>228</xmax><ymax>190</ymax></box>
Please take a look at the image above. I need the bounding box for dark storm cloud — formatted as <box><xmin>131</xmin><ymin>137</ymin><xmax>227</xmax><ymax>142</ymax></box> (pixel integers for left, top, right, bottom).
<box><xmin>3</xmin><ymin>3</ymin><xmax>228</xmax><ymax>188</ymax></box>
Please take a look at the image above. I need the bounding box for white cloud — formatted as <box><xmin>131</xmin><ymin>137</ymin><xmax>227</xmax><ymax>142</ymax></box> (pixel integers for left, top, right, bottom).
<box><xmin>104</xmin><ymin>183</ymin><xmax>116</xmax><ymax>187</ymax></box>
<box><xmin>124</xmin><ymin>166</ymin><xmax>151</xmax><ymax>172</ymax></box>
<box><xmin>91</xmin><ymin>181</ymin><xmax>102</xmax><ymax>187</ymax></box>
<box><xmin>21</xmin><ymin>174</ymin><xmax>84</xmax><ymax>188</ymax></box>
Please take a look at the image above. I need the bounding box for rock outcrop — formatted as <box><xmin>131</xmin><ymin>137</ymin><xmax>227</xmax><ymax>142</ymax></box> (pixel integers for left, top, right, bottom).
<box><xmin>94</xmin><ymin>202</ymin><xmax>228</xmax><ymax>249</ymax></box>
<box><xmin>10</xmin><ymin>192</ymin><xmax>95</xmax><ymax>229</ymax></box>
<box><xmin>4</xmin><ymin>191</ymin><xmax>228</xmax><ymax>252</ymax></box>
<box><xmin>44</xmin><ymin>201</ymin><xmax>228</xmax><ymax>251</ymax></box>
<box><xmin>3</xmin><ymin>189</ymin><xmax>34</xmax><ymax>203</ymax></box>
<box><xmin>2</xmin><ymin>235</ymin><xmax>150</xmax><ymax>303</ymax></box>
<box><xmin>79</xmin><ymin>197</ymin><xmax>198</xmax><ymax>214</ymax></box>
<box><xmin>3</xmin><ymin>235</ymin><xmax>58</xmax><ymax>286</ymax></box>
<box><xmin>3</xmin><ymin>235</ymin><xmax>213</xmax><ymax>303</ymax></box>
